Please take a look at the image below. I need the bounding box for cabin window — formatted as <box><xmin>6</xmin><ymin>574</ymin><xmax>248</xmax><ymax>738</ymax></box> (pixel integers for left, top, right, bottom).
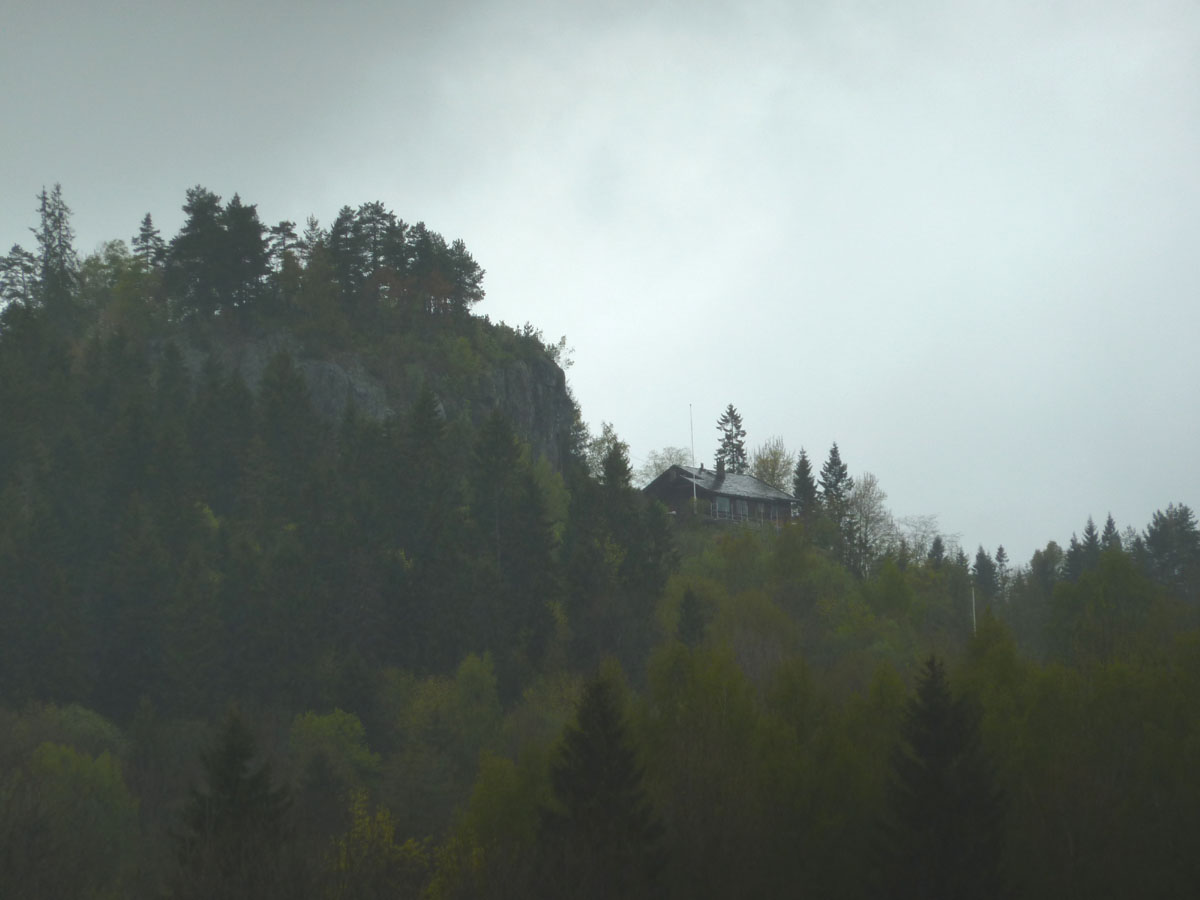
<box><xmin>736</xmin><ymin>499</ymin><xmax>748</xmax><ymax>519</ymax></box>
<box><xmin>716</xmin><ymin>496</ymin><xmax>730</xmax><ymax>518</ymax></box>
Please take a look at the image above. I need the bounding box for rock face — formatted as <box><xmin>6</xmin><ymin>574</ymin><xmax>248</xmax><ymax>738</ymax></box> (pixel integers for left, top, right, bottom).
<box><xmin>466</xmin><ymin>356</ymin><xmax>574</xmax><ymax>469</ymax></box>
<box><xmin>179</xmin><ymin>326</ymin><xmax>576</xmax><ymax>469</ymax></box>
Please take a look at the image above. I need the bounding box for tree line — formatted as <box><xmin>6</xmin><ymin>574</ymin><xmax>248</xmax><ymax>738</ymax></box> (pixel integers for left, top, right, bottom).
<box><xmin>1</xmin><ymin>184</ymin><xmax>487</xmax><ymax>347</ymax></box>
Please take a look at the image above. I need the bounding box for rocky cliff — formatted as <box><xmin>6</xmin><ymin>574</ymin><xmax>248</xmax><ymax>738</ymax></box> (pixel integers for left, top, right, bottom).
<box><xmin>177</xmin><ymin>324</ymin><xmax>577</xmax><ymax>470</ymax></box>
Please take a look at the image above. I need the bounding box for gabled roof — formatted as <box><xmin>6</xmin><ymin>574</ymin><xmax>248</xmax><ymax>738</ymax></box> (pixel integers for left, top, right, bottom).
<box><xmin>645</xmin><ymin>465</ymin><xmax>796</xmax><ymax>503</ymax></box>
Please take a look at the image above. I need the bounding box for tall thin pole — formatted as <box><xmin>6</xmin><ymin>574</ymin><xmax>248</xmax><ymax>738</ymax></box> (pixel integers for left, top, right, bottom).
<box><xmin>971</xmin><ymin>586</ymin><xmax>977</xmax><ymax>635</ymax></box>
<box><xmin>689</xmin><ymin>404</ymin><xmax>695</xmax><ymax>467</ymax></box>
<box><xmin>689</xmin><ymin>404</ymin><xmax>696</xmax><ymax>510</ymax></box>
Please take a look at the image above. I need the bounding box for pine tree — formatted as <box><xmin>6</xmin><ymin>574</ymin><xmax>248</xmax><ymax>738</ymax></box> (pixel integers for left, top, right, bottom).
<box><xmin>791</xmin><ymin>447</ymin><xmax>819</xmax><ymax>520</ymax></box>
<box><xmin>877</xmin><ymin>656</ymin><xmax>1004</xmax><ymax>900</ymax></box>
<box><xmin>266</xmin><ymin>220</ymin><xmax>300</xmax><ymax>271</ymax></box>
<box><xmin>167</xmin><ymin>186</ymin><xmax>225</xmax><ymax>317</ymax></box>
<box><xmin>0</xmin><ymin>244</ymin><xmax>38</xmax><ymax>307</ymax></box>
<box><xmin>299</xmin><ymin>215</ymin><xmax>325</xmax><ymax>265</ymax></box>
<box><xmin>714</xmin><ymin>404</ymin><xmax>747</xmax><ymax>475</ymax></box>
<box><xmin>446</xmin><ymin>237</ymin><xmax>485</xmax><ymax>313</ymax></box>
<box><xmin>221</xmin><ymin>194</ymin><xmax>269</xmax><ymax>311</ymax></box>
<box><xmin>327</xmin><ymin>205</ymin><xmax>366</xmax><ymax>307</ymax></box>
<box><xmin>539</xmin><ymin>672</ymin><xmax>664</xmax><ymax>899</ymax></box>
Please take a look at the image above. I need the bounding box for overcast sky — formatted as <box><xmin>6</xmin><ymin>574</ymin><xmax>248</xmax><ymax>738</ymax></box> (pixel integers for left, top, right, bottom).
<box><xmin>4</xmin><ymin>0</ymin><xmax>1198</xmax><ymax>563</ymax></box>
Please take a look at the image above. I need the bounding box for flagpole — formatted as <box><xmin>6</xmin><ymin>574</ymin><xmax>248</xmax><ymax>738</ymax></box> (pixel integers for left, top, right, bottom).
<box><xmin>689</xmin><ymin>404</ymin><xmax>696</xmax><ymax>510</ymax></box>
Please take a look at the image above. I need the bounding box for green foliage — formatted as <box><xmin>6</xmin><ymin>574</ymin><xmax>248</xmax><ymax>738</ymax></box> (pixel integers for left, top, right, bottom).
<box><xmin>326</xmin><ymin>790</ymin><xmax>430</xmax><ymax>900</ymax></box>
<box><xmin>378</xmin><ymin>655</ymin><xmax>505</xmax><ymax>840</ymax></box>
<box><xmin>0</xmin><ymin>742</ymin><xmax>139</xmax><ymax>900</ymax></box>
<box><xmin>677</xmin><ymin>586</ymin><xmax>707</xmax><ymax>646</ymax></box>
<box><xmin>290</xmin><ymin>709</ymin><xmax>381</xmax><ymax>790</ymax></box>
<box><xmin>426</xmin><ymin>750</ymin><xmax>549</xmax><ymax>900</ymax></box>
<box><xmin>749</xmin><ymin>434</ymin><xmax>793</xmax><ymax>491</ymax></box>
<box><xmin>640</xmin><ymin>644</ymin><xmax>763</xmax><ymax>898</ymax></box>
<box><xmin>0</xmin><ymin>703</ymin><xmax>128</xmax><ymax>763</ymax></box>
<box><xmin>713</xmin><ymin>588</ymin><xmax>803</xmax><ymax>688</ymax></box>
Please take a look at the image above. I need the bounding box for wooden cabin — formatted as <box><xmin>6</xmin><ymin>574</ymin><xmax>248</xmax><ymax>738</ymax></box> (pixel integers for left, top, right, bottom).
<box><xmin>642</xmin><ymin>464</ymin><xmax>796</xmax><ymax>526</ymax></box>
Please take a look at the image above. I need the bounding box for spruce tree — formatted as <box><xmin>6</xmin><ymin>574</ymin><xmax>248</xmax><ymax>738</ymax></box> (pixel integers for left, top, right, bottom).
<box><xmin>132</xmin><ymin>213</ymin><xmax>166</xmax><ymax>270</ymax></box>
<box><xmin>877</xmin><ymin>656</ymin><xmax>1004</xmax><ymax>900</ymax></box>
<box><xmin>994</xmin><ymin>545</ymin><xmax>1009</xmax><ymax>598</ymax></box>
<box><xmin>792</xmin><ymin>447</ymin><xmax>819</xmax><ymax>520</ymax></box>
<box><xmin>601</xmin><ymin>439</ymin><xmax>633</xmax><ymax>492</ymax></box>
<box><xmin>928</xmin><ymin>535</ymin><xmax>946</xmax><ymax>569</ymax></box>
<box><xmin>714</xmin><ymin>404</ymin><xmax>747</xmax><ymax>475</ymax></box>
<box><xmin>31</xmin><ymin>183</ymin><xmax>79</xmax><ymax>327</ymax></box>
<box><xmin>972</xmin><ymin>546</ymin><xmax>998</xmax><ymax>598</ymax></box>
<box><xmin>539</xmin><ymin>672</ymin><xmax>664</xmax><ymax>899</ymax></box>
<box><xmin>1081</xmin><ymin>516</ymin><xmax>1101</xmax><ymax>571</ymax></box>
<box><xmin>1064</xmin><ymin>533</ymin><xmax>1085</xmax><ymax>582</ymax></box>
<box><xmin>1100</xmin><ymin>513</ymin><xmax>1122</xmax><ymax>552</ymax></box>
<box><xmin>818</xmin><ymin>442</ymin><xmax>854</xmax><ymax>556</ymax></box>
<box><xmin>1143</xmin><ymin>503</ymin><xmax>1200</xmax><ymax>598</ymax></box>
<box><xmin>174</xmin><ymin>710</ymin><xmax>293</xmax><ymax>900</ymax></box>
<box><xmin>818</xmin><ymin>442</ymin><xmax>853</xmax><ymax>510</ymax></box>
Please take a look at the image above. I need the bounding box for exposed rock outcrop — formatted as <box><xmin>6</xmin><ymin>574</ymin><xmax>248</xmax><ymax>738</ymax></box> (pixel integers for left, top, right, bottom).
<box><xmin>176</xmin><ymin>325</ymin><xmax>575</xmax><ymax>469</ymax></box>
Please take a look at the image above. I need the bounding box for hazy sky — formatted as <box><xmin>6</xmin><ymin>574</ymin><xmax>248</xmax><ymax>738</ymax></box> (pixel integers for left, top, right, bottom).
<box><xmin>4</xmin><ymin>0</ymin><xmax>1198</xmax><ymax>563</ymax></box>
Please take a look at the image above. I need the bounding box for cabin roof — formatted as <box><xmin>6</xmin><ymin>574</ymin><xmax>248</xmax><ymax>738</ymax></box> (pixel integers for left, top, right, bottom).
<box><xmin>644</xmin><ymin>464</ymin><xmax>796</xmax><ymax>503</ymax></box>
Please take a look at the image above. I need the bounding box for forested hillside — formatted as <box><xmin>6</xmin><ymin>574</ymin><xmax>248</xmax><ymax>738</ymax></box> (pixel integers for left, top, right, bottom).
<box><xmin>2</xmin><ymin>186</ymin><xmax>1200</xmax><ymax>899</ymax></box>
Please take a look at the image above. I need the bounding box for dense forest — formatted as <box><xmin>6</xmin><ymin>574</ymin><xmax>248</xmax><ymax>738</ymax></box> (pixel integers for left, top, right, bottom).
<box><xmin>2</xmin><ymin>185</ymin><xmax>1200</xmax><ymax>899</ymax></box>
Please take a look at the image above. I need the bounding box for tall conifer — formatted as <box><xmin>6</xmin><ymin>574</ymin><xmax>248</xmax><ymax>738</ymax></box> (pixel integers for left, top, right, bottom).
<box><xmin>540</xmin><ymin>672</ymin><xmax>664</xmax><ymax>899</ymax></box>
<box><xmin>877</xmin><ymin>656</ymin><xmax>1004</xmax><ymax>900</ymax></box>
<box><xmin>792</xmin><ymin>447</ymin><xmax>819</xmax><ymax>520</ymax></box>
<box><xmin>714</xmin><ymin>404</ymin><xmax>747</xmax><ymax>475</ymax></box>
